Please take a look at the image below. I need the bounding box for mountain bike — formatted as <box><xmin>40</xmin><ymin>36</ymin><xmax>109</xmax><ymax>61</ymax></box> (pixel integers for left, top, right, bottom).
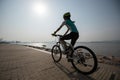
<box><xmin>51</xmin><ymin>34</ymin><xmax>98</xmax><ymax>75</ymax></box>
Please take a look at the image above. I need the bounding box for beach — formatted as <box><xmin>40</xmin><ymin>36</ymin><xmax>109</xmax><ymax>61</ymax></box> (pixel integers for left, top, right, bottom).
<box><xmin>0</xmin><ymin>44</ymin><xmax>120</xmax><ymax>80</ymax></box>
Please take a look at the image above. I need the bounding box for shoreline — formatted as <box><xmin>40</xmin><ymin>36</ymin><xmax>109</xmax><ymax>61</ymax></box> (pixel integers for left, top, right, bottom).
<box><xmin>23</xmin><ymin>45</ymin><xmax>52</xmax><ymax>52</ymax></box>
<box><xmin>23</xmin><ymin>44</ymin><xmax>120</xmax><ymax>67</ymax></box>
<box><xmin>2</xmin><ymin>41</ymin><xmax>120</xmax><ymax>57</ymax></box>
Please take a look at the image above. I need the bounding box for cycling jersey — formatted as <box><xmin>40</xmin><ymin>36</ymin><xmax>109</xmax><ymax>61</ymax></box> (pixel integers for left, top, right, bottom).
<box><xmin>61</xmin><ymin>19</ymin><xmax>78</xmax><ymax>33</ymax></box>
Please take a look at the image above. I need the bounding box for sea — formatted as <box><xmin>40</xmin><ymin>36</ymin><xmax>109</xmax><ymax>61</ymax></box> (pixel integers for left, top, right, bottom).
<box><xmin>15</xmin><ymin>42</ymin><xmax>120</xmax><ymax>57</ymax></box>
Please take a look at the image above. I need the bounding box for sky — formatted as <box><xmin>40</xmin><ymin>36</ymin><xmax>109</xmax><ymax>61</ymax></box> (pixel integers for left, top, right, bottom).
<box><xmin>0</xmin><ymin>0</ymin><xmax>120</xmax><ymax>42</ymax></box>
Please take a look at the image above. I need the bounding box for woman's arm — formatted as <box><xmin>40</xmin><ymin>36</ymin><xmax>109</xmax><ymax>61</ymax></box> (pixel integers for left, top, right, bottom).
<box><xmin>54</xmin><ymin>25</ymin><xmax>62</xmax><ymax>34</ymax></box>
<box><xmin>54</xmin><ymin>22</ymin><xmax>65</xmax><ymax>34</ymax></box>
<box><xmin>64</xmin><ymin>28</ymin><xmax>69</xmax><ymax>36</ymax></box>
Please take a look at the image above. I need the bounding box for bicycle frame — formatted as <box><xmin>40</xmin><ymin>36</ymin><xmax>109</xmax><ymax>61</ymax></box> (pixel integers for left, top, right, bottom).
<box><xmin>55</xmin><ymin>35</ymin><xmax>74</xmax><ymax>52</ymax></box>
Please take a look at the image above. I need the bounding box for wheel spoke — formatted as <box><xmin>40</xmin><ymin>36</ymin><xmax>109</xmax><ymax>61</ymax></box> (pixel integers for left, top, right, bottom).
<box><xmin>71</xmin><ymin>46</ymin><xmax>98</xmax><ymax>74</ymax></box>
<box><xmin>51</xmin><ymin>45</ymin><xmax>62</xmax><ymax>62</ymax></box>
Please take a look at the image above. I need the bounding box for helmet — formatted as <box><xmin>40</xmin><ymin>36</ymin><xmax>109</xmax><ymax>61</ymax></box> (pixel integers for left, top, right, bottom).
<box><xmin>63</xmin><ymin>12</ymin><xmax>71</xmax><ymax>19</ymax></box>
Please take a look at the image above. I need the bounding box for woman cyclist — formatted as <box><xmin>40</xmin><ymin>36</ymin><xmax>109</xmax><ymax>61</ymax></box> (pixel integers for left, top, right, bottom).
<box><xmin>52</xmin><ymin>12</ymin><xmax>79</xmax><ymax>47</ymax></box>
<box><xmin>52</xmin><ymin>12</ymin><xmax>79</xmax><ymax>60</ymax></box>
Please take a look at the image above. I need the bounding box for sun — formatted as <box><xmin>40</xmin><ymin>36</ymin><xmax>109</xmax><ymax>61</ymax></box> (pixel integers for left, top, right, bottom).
<box><xmin>32</xmin><ymin>2</ymin><xmax>47</xmax><ymax>16</ymax></box>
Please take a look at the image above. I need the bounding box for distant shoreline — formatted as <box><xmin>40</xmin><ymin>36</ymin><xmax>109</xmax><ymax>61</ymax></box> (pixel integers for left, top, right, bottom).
<box><xmin>1</xmin><ymin>42</ymin><xmax>120</xmax><ymax>56</ymax></box>
<box><xmin>0</xmin><ymin>40</ymin><xmax>120</xmax><ymax>44</ymax></box>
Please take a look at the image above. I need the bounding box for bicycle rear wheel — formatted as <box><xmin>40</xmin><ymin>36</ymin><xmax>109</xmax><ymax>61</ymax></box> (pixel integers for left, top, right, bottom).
<box><xmin>51</xmin><ymin>45</ymin><xmax>62</xmax><ymax>62</ymax></box>
<box><xmin>71</xmin><ymin>46</ymin><xmax>98</xmax><ymax>75</ymax></box>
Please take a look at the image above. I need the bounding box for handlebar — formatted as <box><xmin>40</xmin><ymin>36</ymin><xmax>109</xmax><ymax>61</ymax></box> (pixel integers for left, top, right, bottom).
<box><xmin>52</xmin><ymin>34</ymin><xmax>63</xmax><ymax>37</ymax></box>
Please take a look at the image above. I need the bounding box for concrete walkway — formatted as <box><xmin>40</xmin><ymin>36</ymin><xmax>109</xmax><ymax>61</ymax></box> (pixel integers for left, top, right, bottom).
<box><xmin>0</xmin><ymin>44</ymin><xmax>119</xmax><ymax>80</ymax></box>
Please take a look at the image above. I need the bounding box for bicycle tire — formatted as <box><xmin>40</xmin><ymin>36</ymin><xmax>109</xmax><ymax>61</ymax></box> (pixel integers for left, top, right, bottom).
<box><xmin>51</xmin><ymin>45</ymin><xmax>62</xmax><ymax>62</ymax></box>
<box><xmin>71</xmin><ymin>46</ymin><xmax>98</xmax><ymax>75</ymax></box>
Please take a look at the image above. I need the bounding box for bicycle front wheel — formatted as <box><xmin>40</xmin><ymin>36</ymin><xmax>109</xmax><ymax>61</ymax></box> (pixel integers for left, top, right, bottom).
<box><xmin>51</xmin><ymin>45</ymin><xmax>62</xmax><ymax>62</ymax></box>
<box><xmin>71</xmin><ymin>46</ymin><xmax>98</xmax><ymax>75</ymax></box>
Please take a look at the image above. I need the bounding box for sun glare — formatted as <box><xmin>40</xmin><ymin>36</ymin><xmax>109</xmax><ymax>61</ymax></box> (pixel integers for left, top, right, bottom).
<box><xmin>32</xmin><ymin>2</ymin><xmax>47</xmax><ymax>16</ymax></box>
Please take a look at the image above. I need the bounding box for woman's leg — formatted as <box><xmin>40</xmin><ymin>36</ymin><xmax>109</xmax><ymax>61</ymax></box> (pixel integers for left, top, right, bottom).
<box><xmin>71</xmin><ymin>33</ymin><xmax>79</xmax><ymax>47</ymax></box>
<box><xmin>60</xmin><ymin>33</ymin><xmax>72</xmax><ymax>50</ymax></box>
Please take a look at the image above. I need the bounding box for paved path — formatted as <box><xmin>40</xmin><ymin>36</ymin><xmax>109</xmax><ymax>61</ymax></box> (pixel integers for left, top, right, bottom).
<box><xmin>0</xmin><ymin>44</ymin><xmax>119</xmax><ymax>80</ymax></box>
